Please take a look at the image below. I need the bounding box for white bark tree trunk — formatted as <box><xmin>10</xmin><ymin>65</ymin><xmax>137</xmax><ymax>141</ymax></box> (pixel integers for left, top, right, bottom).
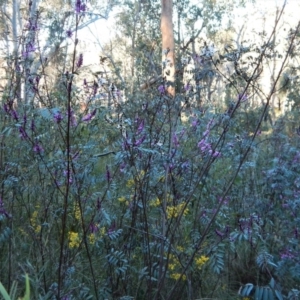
<box><xmin>161</xmin><ymin>0</ymin><xmax>175</xmax><ymax>97</ymax></box>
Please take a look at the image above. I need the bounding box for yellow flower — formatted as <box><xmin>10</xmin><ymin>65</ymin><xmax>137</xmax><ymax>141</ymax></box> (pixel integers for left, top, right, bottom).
<box><xmin>99</xmin><ymin>227</ymin><xmax>106</xmax><ymax>237</ymax></box>
<box><xmin>30</xmin><ymin>210</ymin><xmax>41</xmax><ymax>233</ymax></box>
<box><xmin>150</xmin><ymin>198</ymin><xmax>161</xmax><ymax>207</ymax></box>
<box><xmin>118</xmin><ymin>196</ymin><xmax>126</xmax><ymax>203</ymax></box>
<box><xmin>170</xmin><ymin>273</ymin><xmax>186</xmax><ymax>281</ymax></box>
<box><xmin>195</xmin><ymin>255</ymin><xmax>209</xmax><ymax>269</ymax></box>
<box><xmin>138</xmin><ymin>170</ymin><xmax>145</xmax><ymax>178</ymax></box>
<box><xmin>89</xmin><ymin>233</ymin><xmax>95</xmax><ymax>245</ymax></box>
<box><xmin>166</xmin><ymin>202</ymin><xmax>189</xmax><ymax>219</ymax></box>
<box><xmin>74</xmin><ymin>205</ymin><xmax>81</xmax><ymax>221</ymax></box>
<box><xmin>126</xmin><ymin>178</ymin><xmax>135</xmax><ymax>188</ymax></box>
<box><xmin>176</xmin><ymin>246</ymin><xmax>184</xmax><ymax>252</ymax></box>
<box><xmin>68</xmin><ymin>231</ymin><xmax>80</xmax><ymax>248</ymax></box>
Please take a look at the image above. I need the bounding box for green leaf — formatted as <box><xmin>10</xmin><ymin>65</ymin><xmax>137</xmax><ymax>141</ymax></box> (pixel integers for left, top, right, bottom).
<box><xmin>254</xmin><ymin>286</ymin><xmax>263</xmax><ymax>300</ymax></box>
<box><xmin>9</xmin><ymin>281</ymin><xmax>18</xmax><ymax>300</ymax></box>
<box><xmin>245</xmin><ymin>283</ymin><xmax>254</xmax><ymax>296</ymax></box>
<box><xmin>239</xmin><ymin>283</ymin><xmax>254</xmax><ymax>296</ymax></box>
<box><xmin>269</xmin><ymin>277</ymin><xmax>275</xmax><ymax>289</ymax></box>
<box><xmin>275</xmin><ymin>290</ymin><xmax>284</xmax><ymax>300</ymax></box>
<box><xmin>23</xmin><ymin>274</ymin><xmax>30</xmax><ymax>300</ymax></box>
<box><xmin>0</xmin><ymin>281</ymin><xmax>11</xmax><ymax>300</ymax></box>
<box><xmin>269</xmin><ymin>289</ymin><xmax>275</xmax><ymax>300</ymax></box>
<box><xmin>263</xmin><ymin>287</ymin><xmax>269</xmax><ymax>300</ymax></box>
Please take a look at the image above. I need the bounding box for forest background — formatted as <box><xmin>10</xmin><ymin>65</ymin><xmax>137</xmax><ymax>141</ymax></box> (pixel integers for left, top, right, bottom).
<box><xmin>1</xmin><ymin>0</ymin><xmax>300</xmax><ymax>299</ymax></box>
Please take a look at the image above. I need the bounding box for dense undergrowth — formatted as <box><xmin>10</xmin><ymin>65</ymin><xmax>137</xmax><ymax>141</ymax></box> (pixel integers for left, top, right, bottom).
<box><xmin>1</xmin><ymin>1</ymin><xmax>300</xmax><ymax>299</ymax></box>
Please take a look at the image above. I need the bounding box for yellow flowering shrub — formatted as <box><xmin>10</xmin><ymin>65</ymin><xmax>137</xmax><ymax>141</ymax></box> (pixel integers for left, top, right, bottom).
<box><xmin>126</xmin><ymin>178</ymin><xmax>135</xmax><ymax>188</ymax></box>
<box><xmin>68</xmin><ymin>231</ymin><xmax>80</xmax><ymax>248</ymax></box>
<box><xmin>195</xmin><ymin>255</ymin><xmax>209</xmax><ymax>269</ymax></box>
<box><xmin>89</xmin><ymin>233</ymin><xmax>95</xmax><ymax>245</ymax></box>
<box><xmin>166</xmin><ymin>202</ymin><xmax>189</xmax><ymax>219</ymax></box>
<box><xmin>74</xmin><ymin>205</ymin><xmax>81</xmax><ymax>221</ymax></box>
<box><xmin>30</xmin><ymin>210</ymin><xmax>41</xmax><ymax>234</ymax></box>
<box><xmin>150</xmin><ymin>194</ymin><xmax>174</xmax><ymax>208</ymax></box>
<box><xmin>168</xmin><ymin>263</ymin><xmax>176</xmax><ymax>271</ymax></box>
<box><xmin>118</xmin><ymin>196</ymin><xmax>126</xmax><ymax>203</ymax></box>
<box><xmin>170</xmin><ymin>273</ymin><xmax>187</xmax><ymax>281</ymax></box>
<box><xmin>99</xmin><ymin>227</ymin><xmax>106</xmax><ymax>237</ymax></box>
<box><xmin>126</xmin><ymin>171</ymin><xmax>145</xmax><ymax>188</ymax></box>
<box><xmin>176</xmin><ymin>246</ymin><xmax>184</xmax><ymax>252</ymax></box>
<box><xmin>150</xmin><ymin>198</ymin><xmax>161</xmax><ymax>207</ymax></box>
<box><xmin>118</xmin><ymin>196</ymin><xmax>129</xmax><ymax>205</ymax></box>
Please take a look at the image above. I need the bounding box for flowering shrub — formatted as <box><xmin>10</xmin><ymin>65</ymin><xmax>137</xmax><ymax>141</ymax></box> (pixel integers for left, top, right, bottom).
<box><xmin>0</xmin><ymin>1</ymin><xmax>300</xmax><ymax>300</ymax></box>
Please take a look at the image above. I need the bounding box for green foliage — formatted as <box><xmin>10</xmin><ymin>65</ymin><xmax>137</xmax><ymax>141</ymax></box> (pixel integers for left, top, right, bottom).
<box><xmin>0</xmin><ymin>274</ymin><xmax>30</xmax><ymax>300</ymax></box>
<box><xmin>1</xmin><ymin>0</ymin><xmax>300</xmax><ymax>300</ymax></box>
<box><xmin>239</xmin><ymin>278</ymin><xmax>284</xmax><ymax>300</ymax></box>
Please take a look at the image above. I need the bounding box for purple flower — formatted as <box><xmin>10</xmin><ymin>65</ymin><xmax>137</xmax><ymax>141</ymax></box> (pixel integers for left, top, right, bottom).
<box><xmin>54</xmin><ymin>112</ymin><xmax>63</xmax><ymax>123</ymax></box>
<box><xmin>15</xmin><ymin>63</ymin><xmax>21</xmax><ymax>73</ymax></box>
<box><xmin>137</xmin><ymin>119</ymin><xmax>144</xmax><ymax>134</ymax></box>
<box><xmin>142</xmin><ymin>103</ymin><xmax>148</xmax><ymax>110</ymax></box>
<box><xmin>213</xmin><ymin>151</ymin><xmax>221</xmax><ymax>158</ymax></box>
<box><xmin>120</xmin><ymin>162</ymin><xmax>126</xmax><ymax>172</ymax></box>
<box><xmin>173</xmin><ymin>133</ymin><xmax>179</xmax><ymax>148</ymax></box>
<box><xmin>75</xmin><ymin>0</ymin><xmax>86</xmax><ymax>13</ymax></box>
<box><xmin>191</xmin><ymin>118</ymin><xmax>199</xmax><ymax>128</ymax></box>
<box><xmin>219</xmin><ymin>196</ymin><xmax>230</xmax><ymax>205</ymax></box>
<box><xmin>294</xmin><ymin>228</ymin><xmax>298</xmax><ymax>239</ymax></box>
<box><xmin>89</xmin><ymin>223</ymin><xmax>99</xmax><ymax>233</ymax></box>
<box><xmin>31</xmin><ymin>119</ymin><xmax>35</xmax><ymax>131</ymax></box>
<box><xmin>134</xmin><ymin>135</ymin><xmax>146</xmax><ymax>147</ymax></box>
<box><xmin>280</xmin><ymin>249</ymin><xmax>295</xmax><ymax>260</ymax></box>
<box><xmin>76</xmin><ymin>53</ymin><xmax>83</xmax><ymax>68</ymax></box>
<box><xmin>293</xmin><ymin>152</ymin><xmax>300</xmax><ymax>163</ymax></box>
<box><xmin>203</xmin><ymin>129</ymin><xmax>210</xmax><ymax>138</ymax></box>
<box><xmin>33</xmin><ymin>143</ymin><xmax>44</xmax><ymax>154</ymax></box>
<box><xmin>197</xmin><ymin>139</ymin><xmax>211</xmax><ymax>153</ymax></box>
<box><xmin>67</xmin><ymin>109</ymin><xmax>77</xmax><ymax>127</ymax></box>
<box><xmin>82</xmin><ymin>109</ymin><xmax>96</xmax><ymax>122</ymax></box>
<box><xmin>106</xmin><ymin>165</ymin><xmax>111</xmax><ymax>183</ymax></box>
<box><xmin>184</xmin><ymin>83</ymin><xmax>191</xmax><ymax>92</ymax></box>
<box><xmin>181</xmin><ymin>161</ymin><xmax>189</xmax><ymax>170</ymax></box>
<box><xmin>158</xmin><ymin>85</ymin><xmax>166</xmax><ymax>94</ymax></box>
<box><xmin>107</xmin><ymin>221</ymin><xmax>116</xmax><ymax>236</ymax></box>
<box><xmin>238</xmin><ymin>93</ymin><xmax>247</xmax><ymax>102</ymax></box>
<box><xmin>11</xmin><ymin>110</ymin><xmax>19</xmax><ymax>121</ymax></box>
<box><xmin>3</xmin><ymin>103</ymin><xmax>10</xmax><ymax>114</ymax></box>
<box><xmin>63</xmin><ymin>169</ymin><xmax>73</xmax><ymax>184</ymax></box>
<box><xmin>193</xmin><ymin>54</ymin><xmax>203</xmax><ymax>64</ymax></box>
<box><xmin>116</xmin><ymin>89</ymin><xmax>122</xmax><ymax>98</ymax></box>
<box><xmin>215</xmin><ymin>229</ymin><xmax>226</xmax><ymax>238</ymax></box>
<box><xmin>97</xmin><ymin>198</ymin><xmax>102</xmax><ymax>211</ymax></box>
<box><xmin>26</xmin><ymin>18</ymin><xmax>38</xmax><ymax>31</ymax></box>
<box><xmin>72</xmin><ymin>151</ymin><xmax>80</xmax><ymax>160</ymax></box>
<box><xmin>93</xmin><ymin>83</ymin><xmax>98</xmax><ymax>96</ymax></box>
<box><xmin>206</xmin><ymin>119</ymin><xmax>214</xmax><ymax>130</ymax></box>
<box><xmin>19</xmin><ymin>127</ymin><xmax>28</xmax><ymax>140</ymax></box>
<box><xmin>0</xmin><ymin>198</ymin><xmax>10</xmax><ymax>218</ymax></box>
<box><xmin>22</xmin><ymin>42</ymin><xmax>36</xmax><ymax>58</ymax></box>
<box><xmin>75</xmin><ymin>0</ymin><xmax>81</xmax><ymax>13</ymax></box>
<box><xmin>66</xmin><ymin>29</ymin><xmax>73</xmax><ymax>38</ymax></box>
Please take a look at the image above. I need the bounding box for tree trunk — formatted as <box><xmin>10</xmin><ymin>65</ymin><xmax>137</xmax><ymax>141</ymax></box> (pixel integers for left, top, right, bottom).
<box><xmin>161</xmin><ymin>0</ymin><xmax>175</xmax><ymax>97</ymax></box>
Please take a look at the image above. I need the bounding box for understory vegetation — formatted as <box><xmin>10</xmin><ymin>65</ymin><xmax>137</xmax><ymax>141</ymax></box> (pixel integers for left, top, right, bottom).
<box><xmin>1</xmin><ymin>0</ymin><xmax>300</xmax><ymax>299</ymax></box>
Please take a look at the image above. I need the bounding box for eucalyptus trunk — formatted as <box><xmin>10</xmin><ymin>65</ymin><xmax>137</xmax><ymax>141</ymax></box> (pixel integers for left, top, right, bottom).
<box><xmin>161</xmin><ymin>0</ymin><xmax>175</xmax><ymax>97</ymax></box>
